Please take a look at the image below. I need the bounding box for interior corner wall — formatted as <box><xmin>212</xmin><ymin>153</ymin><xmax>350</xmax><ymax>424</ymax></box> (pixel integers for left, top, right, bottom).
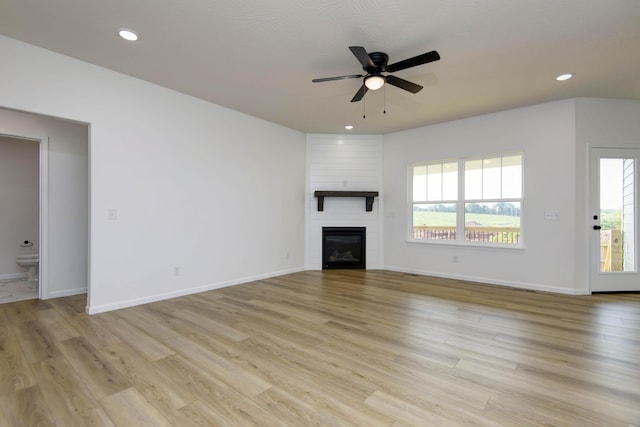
<box><xmin>0</xmin><ymin>135</ymin><xmax>39</xmax><ymax>277</ymax></box>
<box><xmin>305</xmin><ymin>134</ymin><xmax>383</xmax><ymax>270</ymax></box>
<box><xmin>383</xmin><ymin>99</ymin><xmax>584</xmax><ymax>294</ymax></box>
<box><xmin>0</xmin><ymin>35</ymin><xmax>306</xmax><ymax>313</ymax></box>
<box><xmin>0</xmin><ymin>108</ymin><xmax>89</xmax><ymax>297</ymax></box>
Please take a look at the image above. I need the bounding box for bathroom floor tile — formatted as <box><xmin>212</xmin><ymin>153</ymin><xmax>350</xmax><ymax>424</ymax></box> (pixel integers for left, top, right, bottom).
<box><xmin>0</xmin><ymin>280</ymin><xmax>38</xmax><ymax>304</ymax></box>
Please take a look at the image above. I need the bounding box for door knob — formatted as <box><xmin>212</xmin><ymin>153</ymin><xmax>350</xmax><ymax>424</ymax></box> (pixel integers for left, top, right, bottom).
<box><xmin>593</xmin><ymin>225</ymin><xmax>602</xmax><ymax>230</ymax></box>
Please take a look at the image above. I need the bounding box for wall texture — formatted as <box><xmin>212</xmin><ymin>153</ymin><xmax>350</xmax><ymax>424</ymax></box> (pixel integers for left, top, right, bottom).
<box><xmin>0</xmin><ymin>135</ymin><xmax>39</xmax><ymax>278</ymax></box>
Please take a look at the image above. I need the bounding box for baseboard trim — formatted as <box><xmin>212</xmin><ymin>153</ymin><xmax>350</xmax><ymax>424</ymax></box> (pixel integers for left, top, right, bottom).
<box><xmin>45</xmin><ymin>287</ymin><xmax>87</xmax><ymax>299</ymax></box>
<box><xmin>383</xmin><ymin>265</ymin><xmax>590</xmax><ymax>295</ymax></box>
<box><xmin>0</xmin><ymin>273</ymin><xmax>28</xmax><ymax>281</ymax></box>
<box><xmin>86</xmin><ymin>267</ymin><xmax>305</xmax><ymax>315</ymax></box>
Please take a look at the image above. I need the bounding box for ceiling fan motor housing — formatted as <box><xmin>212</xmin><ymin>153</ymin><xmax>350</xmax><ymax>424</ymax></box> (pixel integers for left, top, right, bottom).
<box><xmin>366</xmin><ymin>52</ymin><xmax>389</xmax><ymax>74</ymax></box>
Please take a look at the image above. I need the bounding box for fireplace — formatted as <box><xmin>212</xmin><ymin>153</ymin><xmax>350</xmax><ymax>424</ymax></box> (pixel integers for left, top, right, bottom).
<box><xmin>322</xmin><ymin>227</ymin><xmax>366</xmax><ymax>269</ymax></box>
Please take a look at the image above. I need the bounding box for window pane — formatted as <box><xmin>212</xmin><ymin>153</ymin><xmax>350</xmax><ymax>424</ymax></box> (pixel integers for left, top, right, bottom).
<box><xmin>482</xmin><ymin>157</ymin><xmax>501</xmax><ymax>199</ymax></box>
<box><xmin>413</xmin><ymin>165</ymin><xmax>427</xmax><ymax>201</ymax></box>
<box><xmin>464</xmin><ymin>202</ymin><xmax>521</xmax><ymax>244</ymax></box>
<box><xmin>502</xmin><ymin>155</ymin><xmax>522</xmax><ymax>198</ymax></box>
<box><xmin>427</xmin><ymin>163</ymin><xmax>442</xmax><ymax>201</ymax></box>
<box><xmin>465</xmin><ymin>159</ymin><xmax>482</xmax><ymax>199</ymax></box>
<box><xmin>442</xmin><ymin>162</ymin><xmax>458</xmax><ymax>200</ymax></box>
<box><xmin>413</xmin><ymin>203</ymin><xmax>457</xmax><ymax>240</ymax></box>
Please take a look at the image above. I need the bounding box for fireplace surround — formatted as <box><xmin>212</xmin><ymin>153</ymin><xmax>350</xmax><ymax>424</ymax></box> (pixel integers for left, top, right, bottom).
<box><xmin>322</xmin><ymin>227</ymin><xmax>366</xmax><ymax>269</ymax></box>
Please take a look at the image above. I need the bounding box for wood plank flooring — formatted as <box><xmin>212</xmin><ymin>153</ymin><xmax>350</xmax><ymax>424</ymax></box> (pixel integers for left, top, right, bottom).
<box><xmin>1</xmin><ymin>270</ymin><xmax>639</xmax><ymax>426</ymax></box>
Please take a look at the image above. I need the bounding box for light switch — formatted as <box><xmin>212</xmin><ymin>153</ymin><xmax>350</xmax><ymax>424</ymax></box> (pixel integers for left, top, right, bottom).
<box><xmin>108</xmin><ymin>209</ymin><xmax>118</xmax><ymax>220</ymax></box>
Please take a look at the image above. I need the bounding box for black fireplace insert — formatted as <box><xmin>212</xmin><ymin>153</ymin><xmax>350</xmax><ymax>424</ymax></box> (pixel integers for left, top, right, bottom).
<box><xmin>322</xmin><ymin>227</ymin><xmax>366</xmax><ymax>269</ymax></box>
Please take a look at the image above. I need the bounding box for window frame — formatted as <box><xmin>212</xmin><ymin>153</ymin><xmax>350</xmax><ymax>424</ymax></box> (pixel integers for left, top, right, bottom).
<box><xmin>408</xmin><ymin>151</ymin><xmax>524</xmax><ymax>248</ymax></box>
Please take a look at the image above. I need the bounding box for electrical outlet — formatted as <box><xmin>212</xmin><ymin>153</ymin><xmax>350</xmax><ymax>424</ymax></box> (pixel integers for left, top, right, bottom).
<box><xmin>173</xmin><ymin>266</ymin><xmax>181</xmax><ymax>277</ymax></box>
<box><xmin>544</xmin><ymin>210</ymin><xmax>560</xmax><ymax>221</ymax></box>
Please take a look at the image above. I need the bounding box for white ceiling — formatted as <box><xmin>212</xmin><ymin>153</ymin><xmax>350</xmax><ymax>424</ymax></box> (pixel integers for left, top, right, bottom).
<box><xmin>1</xmin><ymin>0</ymin><xmax>639</xmax><ymax>134</ymax></box>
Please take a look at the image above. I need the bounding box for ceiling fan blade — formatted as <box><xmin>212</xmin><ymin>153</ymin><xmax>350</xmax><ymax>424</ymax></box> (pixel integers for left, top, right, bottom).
<box><xmin>312</xmin><ymin>74</ymin><xmax>364</xmax><ymax>83</ymax></box>
<box><xmin>349</xmin><ymin>46</ymin><xmax>374</xmax><ymax>69</ymax></box>
<box><xmin>350</xmin><ymin>84</ymin><xmax>368</xmax><ymax>102</ymax></box>
<box><xmin>386</xmin><ymin>50</ymin><xmax>440</xmax><ymax>73</ymax></box>
<box><xmin>386</xmin><ymin>75</ymin><xmax>423</xmax><ymax>93</ymax></box>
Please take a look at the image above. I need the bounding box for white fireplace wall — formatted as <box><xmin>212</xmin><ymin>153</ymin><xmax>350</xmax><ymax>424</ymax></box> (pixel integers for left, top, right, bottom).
<box><xmin>305</xmin><ymin>134</ymin><xmax>383</xmax><ymax>269</ymax></box>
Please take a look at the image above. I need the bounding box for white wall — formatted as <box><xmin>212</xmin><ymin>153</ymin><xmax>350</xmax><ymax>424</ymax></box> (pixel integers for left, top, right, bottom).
<box><xmin>306</xmin><ymin>134</ymin><xmax>383</xmax><ymax>269</ymax></box>
<box><xmin>0</xmin><ymin>35</ymin><xmax>306</xmax><ymax>313</ymax></box>
<box><xmin>0</xmin><ymin>135</ymin><xmax>39</xmax><ymax>278</ymax></box>
<box><xmin>383</xmin><ymin>99</ymin><xmax>583</xmax><ymax>293</ymax></box>
<box><xmin>0</xmin><ymin>109</ymin><xmax>89</xmax><ymax>297</ymax></box>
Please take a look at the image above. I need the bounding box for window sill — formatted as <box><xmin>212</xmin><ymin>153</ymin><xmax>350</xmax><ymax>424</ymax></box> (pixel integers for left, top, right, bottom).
<box><xmin>406</xmin><ymin>238</ymin><xmax>527</xmax><ymax>251</ymax></box>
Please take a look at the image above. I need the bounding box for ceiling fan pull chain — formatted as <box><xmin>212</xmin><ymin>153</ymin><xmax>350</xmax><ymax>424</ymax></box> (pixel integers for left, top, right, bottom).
<box><xmin>383</xmin><ymin>85</ymin><xmax>387</xmax><ymax>114</ymax></box>
<box><xmin>363</xmin><ymin>96</ymin><xmax>366</xmax><ymax>119</ymax></box>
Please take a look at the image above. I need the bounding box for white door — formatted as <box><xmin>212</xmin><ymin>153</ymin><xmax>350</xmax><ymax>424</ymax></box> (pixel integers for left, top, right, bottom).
<box><xmin>590</xmin><ymin>147</ymin><xmax>640</xmax><ymax>292</ymax></box>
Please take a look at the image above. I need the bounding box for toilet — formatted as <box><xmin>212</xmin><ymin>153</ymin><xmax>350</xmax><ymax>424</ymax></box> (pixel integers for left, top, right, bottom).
<box><xmin>17</xmin><ymin>254</ymin><xmax>39</xmax><ymax>282</ymax></box>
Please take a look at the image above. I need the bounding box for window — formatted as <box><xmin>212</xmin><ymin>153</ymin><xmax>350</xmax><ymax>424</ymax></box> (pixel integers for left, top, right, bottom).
<box><xmin>412</xmin><ymin>161</ymin><xmax>459</xmax><ymax>241</ymax></box>
<box><xmin>410</xmin><ymin>152</ymin><xmax>523</xmax><ymax>245</ymax></box>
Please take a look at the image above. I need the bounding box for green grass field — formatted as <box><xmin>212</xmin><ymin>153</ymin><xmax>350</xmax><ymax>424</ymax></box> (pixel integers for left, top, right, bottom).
<box><xmin>413</xmin><ymin>211</ymin><xmax>520</xmax><ymax>227</ymax></box>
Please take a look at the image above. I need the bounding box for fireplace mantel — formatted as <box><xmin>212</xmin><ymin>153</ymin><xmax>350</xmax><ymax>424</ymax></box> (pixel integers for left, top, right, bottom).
<box><xmin>313</xmin><ymin>190</ymin><xmax>379</xmax><ymax>212</ymax></box>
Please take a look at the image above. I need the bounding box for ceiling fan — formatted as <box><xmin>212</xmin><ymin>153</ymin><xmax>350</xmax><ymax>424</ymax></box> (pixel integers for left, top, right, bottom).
<box><xmin>312</xmin><ymin>46</ymin><xmax>440</xmax><ymax>102</ymax></box>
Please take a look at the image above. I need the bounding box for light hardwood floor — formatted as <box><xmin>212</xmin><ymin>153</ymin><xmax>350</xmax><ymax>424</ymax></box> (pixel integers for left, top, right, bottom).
<box><xmin>1</xmin><ymin>270</ymin><xmax>639</xmax><ymax>426</ymax></box>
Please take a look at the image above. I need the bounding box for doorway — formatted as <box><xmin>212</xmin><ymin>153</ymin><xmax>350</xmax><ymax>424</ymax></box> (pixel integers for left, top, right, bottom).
<box><xmin>0</xmin><ymin>133</ymin><xmax>48</xmax><ymax>302</ymax></box>
<box><xmin>590</xmin><ymin>147</ymin><xmax>640</xmax><ymax>292</ymax></box>
<box><xmin>0</xmin><ymin>107</ymin><xmax>89</xmax><ymax>304</ymax></box>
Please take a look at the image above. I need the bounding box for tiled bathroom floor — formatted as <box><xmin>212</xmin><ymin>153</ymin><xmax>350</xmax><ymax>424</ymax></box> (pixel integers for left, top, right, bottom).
<box><xmin>0</xmin><ymin>278</ymin><xmax>38</xmax><ymax>304</ymax></box>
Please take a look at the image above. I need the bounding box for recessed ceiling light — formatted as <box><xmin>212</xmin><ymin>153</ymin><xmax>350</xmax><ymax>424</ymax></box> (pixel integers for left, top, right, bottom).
<box><xmin>118</xmin><ymin>28</ymin><xmax>139</xmax><ymax>41</ymax></box>
<box><xmin>345</xmin><ymin>125</ymin><xmax>354</xmax><ymax>130</ymax></box>
<box><xmin>556</xmin><ymin>73</ymin><xmax>573</xmax><ymax>81</ymax></box>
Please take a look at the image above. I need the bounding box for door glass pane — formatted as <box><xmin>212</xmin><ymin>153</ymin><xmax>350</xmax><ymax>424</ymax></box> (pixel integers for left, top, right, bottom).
<box><xmin>600</xmin><ymin>158</ymin><xmax>636</xmax><ymax>272</ymax></box>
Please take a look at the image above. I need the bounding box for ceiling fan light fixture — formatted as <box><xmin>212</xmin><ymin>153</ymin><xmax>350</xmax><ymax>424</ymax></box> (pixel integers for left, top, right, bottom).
<box><xmin>365</xmin><ymin>75</ymin><xmax>385</xmax><ymax>90</ymax></box>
